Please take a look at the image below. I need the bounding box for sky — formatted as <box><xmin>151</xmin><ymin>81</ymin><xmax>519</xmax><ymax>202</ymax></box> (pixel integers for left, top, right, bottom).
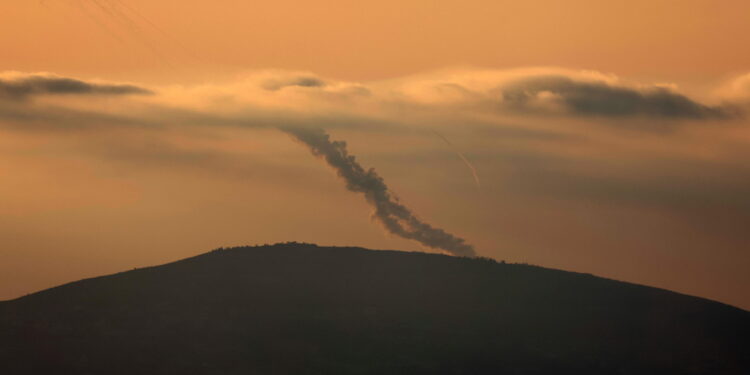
<box><xmin>1</xmin><ymin>0</ymin><xmax>749</xmax><ymax>310</ymax></box>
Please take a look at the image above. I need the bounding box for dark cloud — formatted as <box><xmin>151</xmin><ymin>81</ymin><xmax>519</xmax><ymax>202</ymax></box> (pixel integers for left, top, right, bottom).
<box><xmin>496</xmin><ymin>75</ymin><xmax>727</xmax><ymax>119</ymax></box>
<box><xmin>0</xmin><ymin>74</ymin><xmax>152</xmax><ymax>101</ymax></box>
<box><xmin>0</xmin><ymin>101</ymin><xmax>160</xmax><ymax>133</ymax></box>
<box><xmin>282</xmin><ymin>126</ymin><xmax>476</xmax><ymax>257</ymax></box>
<box><xmin>262</xmin><ymin>76</ymin><xmax>327</xmax><ymax>91</ymax></box>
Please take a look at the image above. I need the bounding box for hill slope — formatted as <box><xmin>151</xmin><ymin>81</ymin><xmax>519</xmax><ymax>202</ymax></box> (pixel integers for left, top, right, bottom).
<box><xmin>1</xmin><ymin>243</ymin><xmax>748</xmax><ymax>374</ymax></box>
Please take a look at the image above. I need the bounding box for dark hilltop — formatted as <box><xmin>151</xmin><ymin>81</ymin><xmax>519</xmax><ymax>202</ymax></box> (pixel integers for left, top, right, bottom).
<box><xmin>1</xmin><ymin>243</ymin><xmax>747</xmax><ymax>374</ymax></box>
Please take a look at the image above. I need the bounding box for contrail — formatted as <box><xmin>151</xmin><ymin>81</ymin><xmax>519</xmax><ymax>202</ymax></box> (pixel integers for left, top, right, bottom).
<box><xmin>432</xmin><ymin>130</ymin><xmax>481</xmax><ymax>189</ymax></box>
<box><xmin>49</xmin><ymin>1</ymin><xmax>178</xmax><ymax>67</ymax></box>
<box><xmin>283</xmin><ymin>127</ymin><xmax>476</xmax><ymax>257</ymax></box>
<box><xmin>70</xmin><ymin>0</ymin><xmax>128</xmax><ymax>45</ymax></box>
<box><xmin>112</xmin><ymin>0</ymin><xmax>202</xmax><ymax>62</ymax></box>
<box><xmin>93</xmin><ymin>0</ymin><xmax>200</xmax><ymax>64</ymax></box>
<box><xmin>87</xmin><ymin>0</ymin><xmax>176</xmax><ymax>67</ymax></box>
<box><xmin>90</xmin><ymin>0</ymin><xmax>144</xmax><ymax>36</ymax></box>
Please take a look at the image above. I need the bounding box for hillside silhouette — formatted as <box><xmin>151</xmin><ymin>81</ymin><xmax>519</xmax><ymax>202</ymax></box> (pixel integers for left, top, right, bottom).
<box><xmin>1</xmin><ymin>243</ymin><xmax>748</xmax><ymax>374</ymax></box>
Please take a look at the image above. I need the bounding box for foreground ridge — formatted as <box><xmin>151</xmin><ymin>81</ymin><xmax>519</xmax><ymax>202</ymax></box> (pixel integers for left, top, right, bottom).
<box><xmin>1</xmin><ymin>243</ymin><xmax>748</xmax><ymax>375</ymax></box>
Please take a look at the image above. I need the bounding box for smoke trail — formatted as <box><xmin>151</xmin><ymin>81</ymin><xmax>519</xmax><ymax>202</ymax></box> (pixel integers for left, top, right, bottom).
<box><xmin>282</xmin><ymin>127</ymin><xmax>476</xmax><ymax>257</ymax></box>
<box><xmin>432</xmin><ymin>130</ymin><xmax>481</xmax><ymax>189</ymax></box>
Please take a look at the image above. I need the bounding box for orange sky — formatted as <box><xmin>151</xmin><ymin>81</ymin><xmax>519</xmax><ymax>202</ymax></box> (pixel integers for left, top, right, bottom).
<box><xmin>2</xmin><ymin>1</ymin><xmax>750</xmax><ymax>85</ymax></box>
<box><xmin>1</xmin><ymin>1</ymin><xmax>749</xmax><ymax>310</ymax></box>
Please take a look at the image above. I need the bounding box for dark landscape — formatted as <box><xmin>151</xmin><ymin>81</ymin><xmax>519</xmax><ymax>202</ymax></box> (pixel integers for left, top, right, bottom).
<box><xmin>1</xmin><ymin>243</ymin><xmax>747</xmax><ymax>375</ymax></box>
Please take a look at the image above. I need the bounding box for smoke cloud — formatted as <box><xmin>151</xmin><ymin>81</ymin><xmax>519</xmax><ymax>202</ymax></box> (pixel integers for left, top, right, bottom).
<box><xmin>282</xmin><ymin>126</ymin><xmax>476</xmax><ymax>257</ymax></box>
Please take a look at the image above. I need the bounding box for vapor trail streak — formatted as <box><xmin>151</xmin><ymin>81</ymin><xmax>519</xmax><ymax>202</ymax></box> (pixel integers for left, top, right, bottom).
<box><xmin>283</xmin><ymin>127</ymin><xmax>476</xmax><ymax>257</ymax></box>
<box><xmin>72</xmin><ymin>1</ymin><xmax>128</xmax><ymax>45</ymax></box>
<box><xmin>87</xmin><ymin>0</ymin><xmax>175</xmax><ymax>67</ymax></box>
<box><xmin>432</xmin><ymin>130</ymin><xmax>481</xmax><ymax>189</ymax></box>
<box><xmin>113</xmin><ymin>0</ymin><xmax>201</xmax><ymax>61</ymax></box>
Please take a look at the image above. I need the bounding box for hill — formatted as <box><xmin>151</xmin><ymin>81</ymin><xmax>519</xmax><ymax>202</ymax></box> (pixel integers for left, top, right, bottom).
<box><xmin>1</xmin><ymin>243</ymin><xmax>748</xmax><ymax>374</ymax></box>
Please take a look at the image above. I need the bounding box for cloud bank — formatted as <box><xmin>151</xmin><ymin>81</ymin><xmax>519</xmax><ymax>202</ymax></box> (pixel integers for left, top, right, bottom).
<box><xmin>719</xmin><ymin>72</ymin><xmax>750</xmax><ymax>105</ymax></box>
<box><xmin>2</xmin><ymin>67</ymin><xmax>749</xmax><ymax>258</ymax></box>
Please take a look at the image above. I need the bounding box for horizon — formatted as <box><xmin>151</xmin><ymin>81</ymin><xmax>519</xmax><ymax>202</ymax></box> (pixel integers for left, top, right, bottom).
<box><xmin>8</xmin><ymin>242</ymin><xmax>746</xmax><ymax>312</ymax></box>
